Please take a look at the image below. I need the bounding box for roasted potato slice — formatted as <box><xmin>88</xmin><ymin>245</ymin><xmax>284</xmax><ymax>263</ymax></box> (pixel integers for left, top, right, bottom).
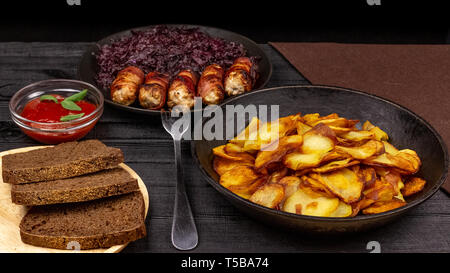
<box><xmin>369</xmin><ymin>126</ymin><xmax>389</xmax><ymax>141</ymax></box>
<box><xmin>284</xmin><ymin>151</ymin><xmax>345</xmax><ymax>172</ymax></box>
<box><xmin>229</xmin><ymin>177</ymin><xmax>267</xmax><ymax>199</ymax></box>
<box><xmin>312</xmin><ymin>158</ymin><xmax>360</xmax><ymax>173</ymax></box>
<box><xmin>212</xmin><ymin>145</ymin><xmax>255</xmax><ymax>162</ymax></box>
<box><xmin>302</xmin><ymin>123</ymin><xmax>336</xmax><ymax>154</ymax></box>
<box><xmin>284</xmin><ymin>152</ymin><xmax>323</xmax><ymax>170</ymax></box>
<box><xmin>373</xmin><ymin>166</ymin><xmax>390</xmax><ymax>177</ymax></box>
<box><xmin>296</xmin><ymin>121</ymin><xmax>312</xmax><ymax>136</ymax></box>
<box><xmin>363</xmin><ymin>178</ymin><xmax>397</xmax><ymax>202</ymax></box>
<box><xmin>310</xmin><ymin>117</ymin><xmax>342</xmax><ymax>127</ymax></box>
<box><xmin>382</xmin><ymin>141</ymin><xmax>399</xmax><ymax>154</ymax></box>
<box><xmin>364</xmin><ymin>153</ymin><xmax>400</xmax><ymax>169</ymax></box>
<box><xmin>213</xmin><ymin>156</ymin><xmax>254</xmax><ymax>176</ymax></box>
<box><xmin>224</xmin><ymin>143</ymin><xmax>246</xmax><ymax>154</ymax></box>
<box><xmin>302</xmin><ymin>134</ymin><xmax>334</xmax><ymax>154</ymax></box>
<box><xmin>300</xmin><ymin>175</ymin><xmax>335</xmax><ymax>198</ymax></box>
<box><xmin>310</xmin><ymin>167</ymin><xmax>364</xmax><ymax>203</ymax></box>
<box><xmin>311</xmin><ymin>117</ymin><xmax>353</xmax><ymax>128</ymax></box>
<box><xmin>335</xmin><ymin>140</ymin><xmax>385</xmax><ymax>160</ymax></box>
<box><xmin>234</xmin><ymin>115</ymin><xmax>299</xmax><ymax>153</ymax></box>
<box><xmin>303</xmin><ymin>113</ymin><xmax>358</xmax><ymax>129</ymax></box>
<box><xmin>383</xmin><ymin>171</ymin><xmax>403</xmax><ymax>193</ymax></box>
<box><xmin>277</xmin><ymin>176</ymin><xmax>301</xmax><ymax>198</ymax></box>
<box><xmin>302</xmin><ymin>113</ymin><xmax>321</xmax><ymax>126</ymax></box>
<box><xmin>358</xmin><ymin>198</ymin><xmax>376</xmax><ymax>209</ymax></box>
<box><xmin>243</xmin><ymin>140</ymin><xmax>261</xmax><ymax>153</ymax></box>
<box><xmin>321</xmin><ymin>151</ymin><xmax>348</xmax><ymax>162</ymax></box>
<box><xmin>357</xmin><ymin>166</ymin><xmax>377</xmax><ymax>188</ymax></box>
<box><xmin>362</xmin><ymin>198</ymin><xmax>406</xmax><ymax>214</ymax></box>
<box><xmin>401</xmin><ymin>177</ymin><xmax>426</xmax><ymax>197</ymax></box>
<box><xmin>249</xmin><ymin>183</ymin><xmax>285</xmax><ymax>209</ymax></box>
<box><xmin>382</xmin><ymin>171</ymin><xmax>406</xmax><ymax>201</ymax></box>
<box><xmin>319</xmin><ymin>114</ymin><xmax>356</xmax><ymax>126</ymax></box>
<box><xmin>328</xmin><ymin>126</ymin><xmax>355</xmax><ymax>135</ymax></box>
<box><xmin>336</xmin><ymin>136</ymin><xmax>356</xmax><ymax>147</ymax></box>
<box><xmin>329</xmin><ymin>201</ymin><xmax>353</xmax><ymax>217</ymax></box>
<box><xmin>283</xmin><ymin>188</ymin><xmax>340</xmax><ymax>217</ymax></box>
<box><xmin>350</xmin><ymin>198</ymin><xmax>375</xmax><ymax>216</ymax></box>
<box><xmin>362</xmin><ymin>121</ymin><xmax>389</xmax><ymax>141</ymax></box>
<box><xmin>396</xmin><ymin>149</ymin><xmax>421</xmax><ymax>172</ymax></box>
<box><xmin>313</xmin><ymin>120</ymin><xmax>359</xmax><ymax>136</ymax></box>
<box><xmin>284</xmin><ymin>124</ymin><xmax>337</xmax><ymax>170</ymax></box>
<box><xmin>219</xmin><ymin>165</ymin><xmax>260</xmax><ymax>189</ymax></box>
<box><xmin>362</xmin><ymin>120</ymin><xmax>375</xmax><ymax>130</ymax></box>
<box><xmin>363</xmin><ymin>149</ymin><xmax>421</xmax><ymax>174</ymax></box>
<box><xmin>362</xmin><ymin>120</ymin><xmax>375</xmax><ymax>131</ymax></box>
<box><xmin>255</xmin><ymin>135</ymin><xmax>303</xmax><ymax>169</ymax></box>
<box><xmin>340</xmin><ymin>130</ymin><xmax>375</xmax><ymax>142</ymax></box>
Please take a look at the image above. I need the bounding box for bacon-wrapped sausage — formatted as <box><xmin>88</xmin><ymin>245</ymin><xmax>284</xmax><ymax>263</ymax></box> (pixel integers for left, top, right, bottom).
<box><xmin>167</xmin><ymin>70</ymin><xmax>198</xmax><ymax>109</ymax></box>
<box><xmin>110</xmin><ymin>66</ymin><xmax>145</xmax><ymax>106</ymax></box>
<box><xmin>224</xmin><ymin>57</ymin><xmax>256</xmax><ymax>96</ymax></box>
<box><xmin>138</xmin><ymin>72</ymin><xmax>170</xmax><ymax>110</ymax></box>
<box><xmin>197</xmin><ymin>64</ymin><xmax>225</xmax><ymax>105</ymax></box>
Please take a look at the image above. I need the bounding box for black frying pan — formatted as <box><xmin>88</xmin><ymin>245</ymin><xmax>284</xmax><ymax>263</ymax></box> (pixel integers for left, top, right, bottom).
<box><xmin>77</xmin><ymin>24</ymin><xmax>272</xmax><ymax>116</ymax></box>
<box><xmin>191</xmin><ymin>85</ymin><xmax>448</xmax><ymax>233</ymax></box>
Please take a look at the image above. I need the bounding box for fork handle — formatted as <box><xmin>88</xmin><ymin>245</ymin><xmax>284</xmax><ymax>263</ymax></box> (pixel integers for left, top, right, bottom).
<box><xmin>171</xmin><ymin>139</ymin><xmax>198</xmax><ymax>250</ymax></box>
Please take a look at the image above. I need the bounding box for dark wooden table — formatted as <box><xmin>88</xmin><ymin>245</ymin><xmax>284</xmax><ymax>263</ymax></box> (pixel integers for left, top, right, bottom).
<box><xmin>0</xmin><ymin>43</ymin><xmax>449</xmax><ymax>253</ymax></box>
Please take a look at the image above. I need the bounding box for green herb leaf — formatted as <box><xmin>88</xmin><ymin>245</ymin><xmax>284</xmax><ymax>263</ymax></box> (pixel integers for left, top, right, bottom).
<box><xmin>61</xmin><ymin>100</ymin><xmax>82</xmax><ymax>111</ymax></box>
<box><xmin>39</xmin><ymin>95</ymin><xmax>58</xmax><ymax>103</ymax></box>
<box><xmin>64</xmin><ymin>89</ymin><xmax>88</xmax><ymax>102</ymax></box>
<box><xmin>60</xmin><ymin>113</ymin><xmax>85</xmax><ymax>122</ymax></box>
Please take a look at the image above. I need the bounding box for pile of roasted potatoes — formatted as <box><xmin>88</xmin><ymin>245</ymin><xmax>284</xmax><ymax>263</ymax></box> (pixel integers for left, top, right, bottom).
<box><xmin>213</xmin><ymin>113</ymin><xmax>427</xmax><ymax>217</ymax></box>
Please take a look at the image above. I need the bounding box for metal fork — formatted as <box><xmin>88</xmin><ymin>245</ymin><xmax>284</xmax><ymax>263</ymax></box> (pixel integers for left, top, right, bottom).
<box><xmin>161</xmin><ymin>109</ymin><xmax>198</xmax><ymax>251</ymax></box>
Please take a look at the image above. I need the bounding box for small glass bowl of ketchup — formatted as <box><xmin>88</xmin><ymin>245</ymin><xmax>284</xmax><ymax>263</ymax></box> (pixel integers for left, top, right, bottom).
<box><xmin>9</xmin><ymin>79</ymin><xmax>104</xmax><ymax>144</ymax></box>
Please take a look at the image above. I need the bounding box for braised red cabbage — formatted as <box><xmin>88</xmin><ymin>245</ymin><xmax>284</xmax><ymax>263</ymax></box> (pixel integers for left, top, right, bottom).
<box><xmin>95</xmin><ymin>25</ymin><xmax>251</xmax><ymax>90</ymax></box>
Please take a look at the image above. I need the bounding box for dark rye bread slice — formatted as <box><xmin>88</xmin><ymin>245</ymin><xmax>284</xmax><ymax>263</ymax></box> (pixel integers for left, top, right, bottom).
<box><xmin>11</xmin><ymin>167</ymin><xmax>139</xmax><ymax>206</ymax></box>
<box><xmin>2</xmin><ymin>139</ymin><xmax>123</xmax><ymax>184</ymax></box>
<box><xmin>20</xmin><ymin>191</ymin><xmax>146</xmax><ymax>250</ymax></box>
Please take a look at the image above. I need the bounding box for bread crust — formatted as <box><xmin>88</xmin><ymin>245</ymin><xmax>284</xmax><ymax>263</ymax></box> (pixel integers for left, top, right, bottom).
<box><xmin>20</xmin><ymin>225</ymin><xmax>146</xmax><ymax>250</ymax></box>
<box><xmin>19</xmin><ymin>192</ymin><xmax>146</xmax><ymax>250</ymax></box>
<box><xmin>2</xmin><ymin>140</ymin><xmax>124</xmax><ymax>184</ymax></box>
<box><xmin>11</xmin><ymin>168</ymin><xmax>139</xmax><ymax>206</ymax></box>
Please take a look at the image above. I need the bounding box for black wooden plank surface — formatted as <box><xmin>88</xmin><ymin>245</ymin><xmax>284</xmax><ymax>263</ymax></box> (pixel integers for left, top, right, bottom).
<box><xmin>0</xmin><ymin>42</ymin><xmax>449</xmax><ymax>253</ymax></box>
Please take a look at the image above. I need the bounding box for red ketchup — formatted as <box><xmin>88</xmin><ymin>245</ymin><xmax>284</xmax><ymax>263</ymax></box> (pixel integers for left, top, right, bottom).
<box><xmin>20</xmin><ymin>94</ymin><xmax>97</xmax><ymax>144</ymax></box>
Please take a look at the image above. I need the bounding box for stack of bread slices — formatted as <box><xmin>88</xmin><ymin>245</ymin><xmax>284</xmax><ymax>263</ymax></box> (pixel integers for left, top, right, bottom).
<box><xmin>2</xmin><ymin>139</ymin><xmax>146</xmax><ymax>250</ymax></box>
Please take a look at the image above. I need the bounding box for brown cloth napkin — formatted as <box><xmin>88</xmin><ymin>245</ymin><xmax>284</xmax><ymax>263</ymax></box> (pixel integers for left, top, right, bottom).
<box><xmin>270</xmin><ymin>42</ymin><xmax>450</xmax><ymax>194</ymax></box>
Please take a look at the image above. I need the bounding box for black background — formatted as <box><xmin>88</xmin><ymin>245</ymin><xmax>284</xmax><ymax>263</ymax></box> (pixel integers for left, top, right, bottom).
<box><xmin>1</xmin><ymin>0</ymin><xmax>449</xmax><ymax>43</ymax></box>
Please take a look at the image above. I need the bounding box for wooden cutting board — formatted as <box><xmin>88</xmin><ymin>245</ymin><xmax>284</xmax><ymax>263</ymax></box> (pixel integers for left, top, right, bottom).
<box><xmin>0</xmin><ymin>146</ymin><xmax>149</xmax><ymax>253</ymax></box>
